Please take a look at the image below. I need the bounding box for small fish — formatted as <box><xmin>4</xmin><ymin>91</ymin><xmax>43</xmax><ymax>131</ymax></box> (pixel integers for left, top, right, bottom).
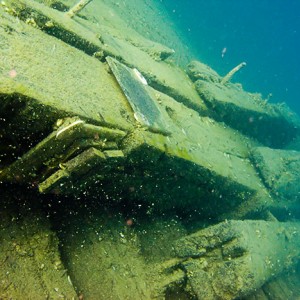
<box><xmin>221</xmin><ymin>47</ymin><xmax>227</xmax><ymax>58</ymax></box>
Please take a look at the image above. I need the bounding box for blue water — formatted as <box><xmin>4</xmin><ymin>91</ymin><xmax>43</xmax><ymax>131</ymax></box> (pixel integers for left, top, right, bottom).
<box><xmin>162</xmin><ymin>0</ymin><xmax>300</xmax><ymax>116</ymax></box>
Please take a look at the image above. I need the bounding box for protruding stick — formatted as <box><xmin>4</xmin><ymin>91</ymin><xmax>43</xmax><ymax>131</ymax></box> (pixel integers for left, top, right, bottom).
<box><xmin>221</xmin><ymin>62</ymin><xmax>246</xmax><ymax>85</ymax></box>
<box><xmin>65</xmin><ymin>0</ymin><xmax>93</xmax><ymax>18</ymax></box>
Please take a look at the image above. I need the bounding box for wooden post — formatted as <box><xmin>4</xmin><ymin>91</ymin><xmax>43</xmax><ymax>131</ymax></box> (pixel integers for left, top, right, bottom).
<box><xmin>65</xmin><ymin>0</ymin><xmax>93</xmax><ymax>18</ymax></box>
<box><xmin>221</xmin><ymin>62</ymin><xmax>246</xmax><ymax>85</ymax></box>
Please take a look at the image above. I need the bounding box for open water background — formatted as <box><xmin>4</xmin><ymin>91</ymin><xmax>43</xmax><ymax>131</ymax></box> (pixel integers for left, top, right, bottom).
<box><xmin>162</xmin><ymin>0</ymin><xmax>300</xmax><ymax>117</ymax></box>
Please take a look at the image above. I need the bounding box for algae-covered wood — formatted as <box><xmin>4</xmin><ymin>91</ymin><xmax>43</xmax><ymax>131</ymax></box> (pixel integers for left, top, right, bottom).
<box><xmin>194</xmin><ymin>79</ymin><xmax>299</xmax><ymax>147</ymax></box>
<box><xmin>0</xmin><ymin>9</ymin><xmax>133</xmax><ymax>131</ymax></box>
<box><xmin>5</xmin><ymin>0</ymin><xmax>208</xmax><ymax>114</ymax></box>
<box><xmin>1</xmin><ymin>0</ymin><xmax>300</xmax><ymax>299</ymax></box>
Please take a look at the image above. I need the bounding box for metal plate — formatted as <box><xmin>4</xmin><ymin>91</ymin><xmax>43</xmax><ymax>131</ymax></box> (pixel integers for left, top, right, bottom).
<box><xmin>106</xmin><ymin>56</ymin><xmax>168</xmax><ymax>134</ymax></box>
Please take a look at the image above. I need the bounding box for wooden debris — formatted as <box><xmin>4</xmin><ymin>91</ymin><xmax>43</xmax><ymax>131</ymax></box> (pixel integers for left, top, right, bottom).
<box><xmin>65</xmin><ymin>0</ymin><xmax>93</xmax><ymax>18</ymax></box>
<box><xmin>221</xmin><ymin>62</ymin><xmax>246</xmax><ymax>85</ymax></box>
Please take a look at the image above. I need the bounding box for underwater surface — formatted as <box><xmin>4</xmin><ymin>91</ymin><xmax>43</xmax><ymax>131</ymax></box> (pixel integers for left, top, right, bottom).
<box><xmin>162</xmin><ymin>0</ymin><xmax>300</xmax><ymax>116</ymax></box>
<box><xmin>1</xmin><ymin>0</ymin><xmax>300</xmax><ymax>299</ymax></box>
